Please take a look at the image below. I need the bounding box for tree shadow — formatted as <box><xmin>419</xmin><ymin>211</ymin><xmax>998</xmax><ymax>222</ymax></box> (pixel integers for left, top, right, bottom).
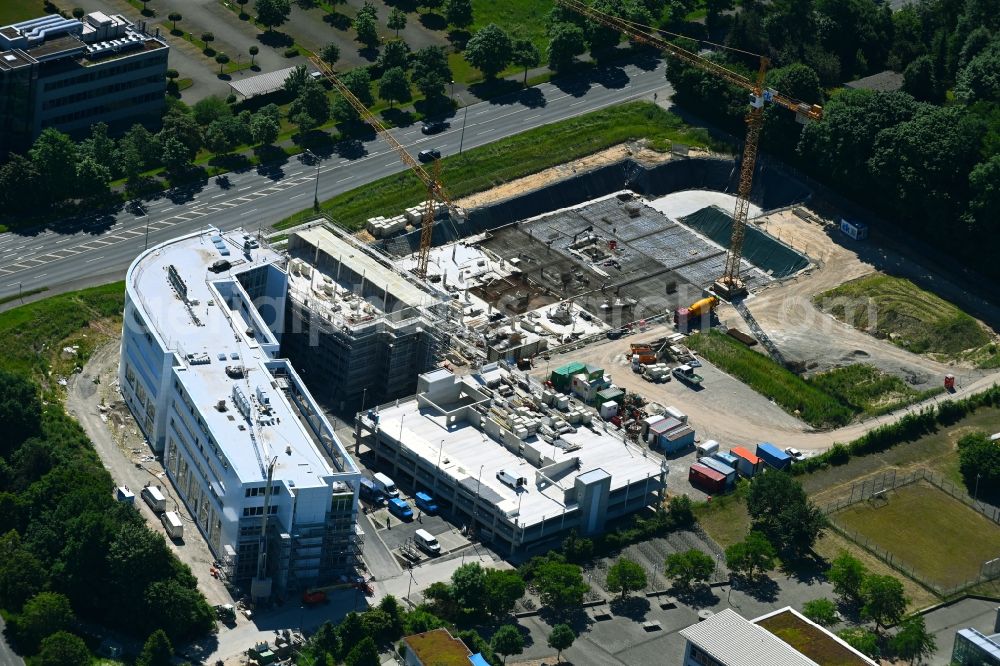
<box><xmin>517</xmin><ymin>86</ymin><xmax>546</xmax><ymax>108</ymax></box>
<box><xmin>258</xmin><ymin>31</ymin><xmax>294</xmax><ymax>48</ymax></box>
<box><xmin>253</xmin><ymin>144</ymin><xmax>289</xmax><ymax>165</ymax></box>
<box><xmin>295</xmin><ymin>129</ymin><xmax>336</xmax><ymax>154</ymax></box>
<box><xmin>333</xmin><ymin>137</ymin><xmax>369</xmax><ymax>160</ymax></box>
<box><xmin>609</xmin><ymin>596</ymin><xmax>651</xmax><ymax>622</ymax></box>
<box><xmin>592</xmin><ymin>65</ymin><xmax>629</xmax><ymax>90</ymax></box>
<box><xmin>781</xmin><ymin>551</ymin><xmax>828</xmax><ymax>585</ymax></box>
<box><xmin>419</xmin><ymin>12</ymin><xmax>447</xmax><ymax>31</ymax></box>
<box><xmin>358</xmin><ymin>45</ymin><xmax>379</xmax><ymax>62</ymax></box>
<box><xmin>736</xmin><ymin>576</ymin><xmax>780</xmax><ymax>603</ymax></box>
<box><xmin>551</xmin><ymin>75</ymin><xmax>592</xmax><ymax>98</ymax></box>
<box><xmin>208</xmin><ymin>153</ymin><xmax>252</xmax><ymax>172</ymax></box>
<box><xmin>384</xmin><ymin>0</ymin><xmax>419</xmax><ymax>10</ymax></box>
<box><xmin>256</xmin><ymin>161</ymin><xmax>285</xmax><ymax>181</ymax></box>
<box><xmin>415</xmin><ymin>95</ymin><xmax>454</xmax><ymax>117</ymax></box>
<box><xmin>323</xmin><ymin>12</ymin><xmax>352</xmax><ymax>30</ymax></box>
<box><xmin>672</xmin><ymin>585</ymin><xmax>719</xmax><ymax>610</ymax></box>
<box><xmin>471</xmin><ymin>78</ymin><xmax>524</xmax><ymax>103</ymax></box>
<box><xmin>447</xmin><ymin>29</ymin><xmax>470</xmax><ymax>50</ymax></box>
<box><xmin>295</xmin><ymin>0</ymin><xmax>317</xmax><ymax>7</ymax></box>
<box><xmin>166</xmin><ymin>176</ymin><xmax>207</xmax><ymax>205</ymax></box>
<box><xmin>538</xmin><ymin>606</ymin><xmax>591</xmax><ymax>634</ymax></box>
<box><xmin>218</xmin><ymin>72</ymin><xmax>232</xmax><ymax>81</ymax></box>
<box><xmin>381</xmin><ymin>107</ymin><xmax>415</xmax><ymax>127</ymax></box>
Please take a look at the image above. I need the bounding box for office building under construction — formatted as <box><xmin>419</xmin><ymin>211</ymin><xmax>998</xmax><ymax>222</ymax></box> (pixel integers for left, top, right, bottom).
<box><xmin>281</xmin><ymin>224</ymin><xmax>451</xmax><ymax>414</ymax></box>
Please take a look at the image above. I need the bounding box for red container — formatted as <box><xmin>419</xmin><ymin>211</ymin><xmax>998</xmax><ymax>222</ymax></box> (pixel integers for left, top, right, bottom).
<box><xmin>689</xmin><ymin>462</ymin><xmax>726</xmax><ymax>494</ymax></box>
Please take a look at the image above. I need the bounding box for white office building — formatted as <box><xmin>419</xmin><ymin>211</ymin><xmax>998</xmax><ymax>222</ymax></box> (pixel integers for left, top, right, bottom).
<box><xmin>362</xmin><ymin>364</ymin><xmax>667</xmax><ymax>553</ymax></box>
<box><xmin>119</xmin><ymin>227</ymin><xmax>361</xmax><ymax>596</ymax></box>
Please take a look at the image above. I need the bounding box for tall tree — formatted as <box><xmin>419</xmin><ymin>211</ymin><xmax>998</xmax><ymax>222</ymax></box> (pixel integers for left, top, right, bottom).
<box><xmin>215</xmin><ymin>52</ymin><xmax>230</xmax><ymax>75</ymax></box>
<box><xmin>136</xmin><ymin>629</ymin><xmax>173</xmax><ymax>666</ymax></box>
<box><xmin>465</xmin><ymin>23</ymin><xmax>512</xmax><ymax>78</ymax></box>
<box><xmin>491</xmin><ymin>624</ymin><xmax>524</xmax><ymax>665</ymax></box>
<box><xmin>290</xmin><ymin>76</ymin><xmax>331</xmax><ymax>129</ymax></box>
<box><xmin>355</xmin><ymin>9</ymin><xmax>379</xmax><ymax>47</ymax></box>
<box><xmin>606</xmin><ymin>558</ymin><xmax>648</xmax><ymax>599</ymax></box>
<box><xmin>249</xmin><ymin>44</ymin><xmax>259</xmax><ymax>66</ymax></box>
<box><xmin>450</xmin><ymin>562</ymin><xmax>488</xmax><ymax>615</ymax></box>
<box><xmin>0</xmin><ymin>536</ymin><xmax>46</xmax><ymax>611</ymax></box>
<box><xmin>746</xmin><ymin>472</ymin><xmax>826</xmax><ymax>556</ymax></box>
<box><xmin>255</xmin><ymin>0</ymin><xmax>291</xmax><ymax>32</ymax></box>
<box><xmin>15</xmin><ymin>591</ymin><xmax>76</xmax><ymax>653</ymax></box>
<box><xmin>74</xmin><ymin>158</ymin><xmax>111</xmax><ymax>199</ymax></box>
<box><xmin>345</xmin><ymin>636</ymin><xmax>379</xmax><ymax>666</ymax></box>
<box><xmin>511</xmin><ymin>37</ymin><xmax>541</xmax><ymax>84</ymax></box>
<box><xmin>320</xmin><ymin>42</ymin><xmax>341</xmax><ymax>68</ymax></box>
<box><xmin>725</xmin><ymin>531</ymin><xmax>776</xmax><ymax>580</ymax></box>
<box><xmin>534</xmin><ymin>561</ymin><xmax>589</xmax><ymax>609</ymax></box>
<box><xmin>903</xmin><ymin>55</ymin><xmax>940</xmax><ymax>102</ymax></box>
<box><xmin>860</xmin><ymin>574</ymin><xmax>908</xmax><ymax>634</ymax></box>
<box><xmin>0</xmin><ymin>154</ymin><xmax>41</xmax><ymax>215</ymax></box>
<box><xmin>29</xmin><ymin>128</ymin><xmax>79</xmax><ymax>201</ymax></box>
<box><xmin>250</xmin><ymin>112</ymin><xmax>280</xmax><ymax>145</ymax></box>
<box><xmin>802</xmin><ymin>598</ymin><xmax>839</xmax><ymax>627</ymax></box>
<box><xmin>37</xmin><ymin>631</ymin><xmax>90</xmax><ymax>666</ymax></box>
<box><xmin>826</xmin><ymin>550</ymin><xmax>868</xmax><ymax>603</ymax></box>
<box><xmin>445</xmin><ymin>0</ymin><xmax>473</xmax><ymax>29</ymax></box>
<box><xmin>484</xmin><ymin>569</ymin><xmax>526</xmax><ymax>619</ymax></box>
<box><xmin>547</xmin><ymin>22</ymin><xmax>586</xmax><ymax>71</ymax></box>
<box><xmin>167</xmin><ymin>12</ymin><xmax>181</xmax><ymax>31</ymax></box>
<box><xmin>387</xmin><ymin>7</ymin><xmax>407</xmax><ymax>36</ymax></box>
<box><xmin>378</xmin><ymin>39</ymin><xmax>411</xmax><ymax>71</ymax></box>
<box><xmin>378</xmin><ymin>66</ymin><xmax>411</xmax><ymax>107</ymax></box>
<box><xmin>332</xmin><ymin>67</ymin><xmax>374</xmax><ymax>122</ymax></box>
<box><xmin>892</xmin><ymin>615</ymin><xmax>937</xmax><ymax>664</ymax></box>
<box><xmin>0</xmin><ymin>370</ymin><xmax>42</xmax><ymax>454</ymax></box>
<box><xmin>665</xmin><ymin>549</ymin><xmax>715</xmax><ymax>590</ymax></box>
<box><xmin>547</xmin><ymin>623</ymin><xmax>576</xmax><ymax>663</ymax></box>
<box><xmin>412</xmin><ymin>46</ymin><xmax>452</xmax><ymax>99</ymax></box>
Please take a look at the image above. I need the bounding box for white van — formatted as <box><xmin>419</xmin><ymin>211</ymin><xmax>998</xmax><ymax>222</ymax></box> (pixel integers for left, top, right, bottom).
<box><xmin>696</xmin><ymin>440</ymin><xmax>720</xmax><ymax>458</ymax></box>
<box><xmin>141</xmin><ymin>486</ymin><xmax>167</xmax><ymax>513</ymax></box>
<box><xmin>373</xmin><ymin>472</ymin><xmax>399</xmax><ymax>498</ymax></box>
<box><xmin>414</xmin><ymin>528</ymin><xmax>440</xmax><ymax>556</ymax></box>
<box><xmin>496</xmin><ymin>469</ymin><xmax>527</xmax><ymax>489</ymax></box>
<box><xmin>162</xmin><ymin>511</ymin><xmax>184</xmax><ymax>539</ymax></box>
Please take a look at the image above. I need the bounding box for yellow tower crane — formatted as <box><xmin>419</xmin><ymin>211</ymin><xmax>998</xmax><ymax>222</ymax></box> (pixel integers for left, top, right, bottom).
<box><xmin>309</xmin><ymin>56</ymin><xmax>464</xmax><ymax>278</ymax></box>
<box><xmin>556</xmin><ymin>0</ymin><xmax>822</xmax><ymax>298</ymax></box>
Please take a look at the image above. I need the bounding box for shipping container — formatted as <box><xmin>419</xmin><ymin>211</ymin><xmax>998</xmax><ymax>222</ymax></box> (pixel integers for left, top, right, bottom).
<box><xmin>712</xmin><ymin>451</ymin><xmax>740</xmax><ymax>470</ymax></box>
<box><xmin>659</xmin><ymin>425</ymin><xmax>695</xmax><ymax>453</ymax></box>
<box><xmin>839</xmin><ymin>218</ymin><xmax>869</xmax><ymax>240</ymax></box>
<box><xmin>640</xmin><ymin>414</ymin><xmax>665</xmax><ymax>440</ymax></box>
<box><xmin>696</xmin><ymin>440</ymin><xmax>719</xmax><ymax>457</ymax></box>
<box><xmin>599</xmin><ymin>400</ymin><xmax>619</xmax><ymax>420</ymax></box>
<box><xmin>664</xmin><ymin>406</ymin><xmax>687</xmax><ymax>423</ymax></box>
<box><xmin>115</xmin><ymin>486</ymin><xmax>135</xmax><ymax>504</ymax></box>
<box><xmin>689</xmin><ymin>463</ymin><xmax>726</xmax><ymax>494</ymax></box>
<box><xmin>698</xmin><ymin>457</ymin><xmax>737</xmax><ymax>487</ymax></box>
<box><xmin>756</xmin><ymin>442</ymin><xmax>791</xmax><ymax>470</ymax></box>
<box><xmin>730</xmin><ymin>446</ymin><xmax>762</xmax><ymax>477</ymax></box>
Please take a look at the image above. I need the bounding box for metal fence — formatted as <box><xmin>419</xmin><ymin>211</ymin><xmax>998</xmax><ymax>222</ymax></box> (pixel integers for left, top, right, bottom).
<box><xmin>822</xmin><ymin>467</ymin><xmax>1000</xmax><ymax>597</ymax></box>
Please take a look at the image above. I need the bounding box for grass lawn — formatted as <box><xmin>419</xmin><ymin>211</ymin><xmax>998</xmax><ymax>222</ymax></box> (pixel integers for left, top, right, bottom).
<box><xmin>0</xmin><ymin>282</ymin><xmax>125</xmax><ymax>385</ymax></box>
<box><xmin>686</xmin><ymin>330</ymin><xmax>854</xmax><ymax>428</ymax></box>
<box><xmin>470</xmin><ymin>0</ymin><xmax>553</xmax><ymax>54</ymax></box>
<box><xmin>0</xmin><ymin>0</ymin><xmax>47</xmax><ymax>24</ymax></box>
<box><xmin>832</xmin><ymin>482</ymin><xmax>1000</xmax><ymax>590</ymax></box>
<box><xmin>275</xmin><ymin>101</ymin><xmax>720</xmax><ymax>231</ymax></box>
<box><xmin>814</xmin><ymin>274</ymin><xmax>994</xmax><ymax>359</ymax></box>
<box><xmin>809</xmin><ymin>364</ymin><xmax>942</xmax><ymax>417</ymax></box>
<box><xmin>693</xmin><ymin>494</ymin><xmax>751</xmax><ymax>549</ymax></box>
<box><xmin>801</xmin><ymin>406</ymin><xmax>1000</xmax><ymax>499</ymax></box>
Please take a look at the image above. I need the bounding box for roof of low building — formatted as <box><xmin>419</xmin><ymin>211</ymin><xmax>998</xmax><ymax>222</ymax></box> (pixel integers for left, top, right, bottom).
<box><xmin>229</xmin><ymin>65</ymin><xmax>302</xmax><ymax>98</ymax></box>
<box><xmin>681</xmin><ymin>609</ymin><xmax>818</xmax><ymax>666</ymax></box>
<box><xmin>403</xmin><ymin>628</ymin><xmax>472</xmax><ymax>666</ymax></box>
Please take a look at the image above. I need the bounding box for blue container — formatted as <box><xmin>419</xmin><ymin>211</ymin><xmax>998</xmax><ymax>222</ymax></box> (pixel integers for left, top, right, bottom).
<box><xmin>712</xmin><ymin>451</ymin><xmax>740</xmax><ymax>470</ymax></box>
<box><xmin>756</xmin><ymin>442</ymin><xmax>791</xmax><ymax>470</ymax></box>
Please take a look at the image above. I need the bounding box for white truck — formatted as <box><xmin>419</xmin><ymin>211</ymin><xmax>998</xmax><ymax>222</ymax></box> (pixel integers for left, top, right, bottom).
<box><xmin>372</xmin><ymin>472</ymin><xmax>399</xmax><ymax>499</ymax></box>
<box><xmin>162</xmin><ymin>511</ymin><xmax>184</xmax><ymax>539</ymax></box>
<box><xmin>141</xmin><ymin>486</ymin><xmax>167</xmax><ymax>514</ymax></box>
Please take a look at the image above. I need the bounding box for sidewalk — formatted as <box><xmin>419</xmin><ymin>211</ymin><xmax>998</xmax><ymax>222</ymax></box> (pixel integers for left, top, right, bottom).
<box><xmin>373</xmin><ymin>552</ymin><xmax>510</xmax><ymax>606</ymax></box>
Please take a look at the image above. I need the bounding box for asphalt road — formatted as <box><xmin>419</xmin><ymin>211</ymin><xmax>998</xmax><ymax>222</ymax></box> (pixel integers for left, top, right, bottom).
<box><xmin>0</xmin><ymin>60</ymin><xmax>670</xmax><ymax>302</ymax></box>
<box><xmin>0</xmin><ymin>615</ymin><xmax>24</xmax><ymax>666</ymax></box>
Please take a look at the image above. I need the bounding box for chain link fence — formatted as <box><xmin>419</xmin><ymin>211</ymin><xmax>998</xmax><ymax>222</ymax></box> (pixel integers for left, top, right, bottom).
<box><xmin>821</xmin><ymin>467</ymin><xmax>1000</xmax><ymax>597</ymax></box>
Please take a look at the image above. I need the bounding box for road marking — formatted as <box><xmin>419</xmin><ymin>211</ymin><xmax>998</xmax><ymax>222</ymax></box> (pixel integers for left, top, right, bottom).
<box><xmin>54</xmin><ymin>236</ymin><xmax>74</xmax><ymax>245</ymax></box>
<box><xmin>570</xmin><ymin>99</ymin><xmax>589</xmax><ymax>107</ymax></box>
<box><xmin>289</xmin><ymin>192</ymin><xmax>308</xmax><ymax>199</ymax></box>
<box><xmin>241</xmin><ymin>208</ymin><xmax>258</xmax><ymax>216</ymax></box>
<box><xmin>336</xmin><ymin>176</ymin><xmax>354</xmax><ymax>183</ymax></box>
<box><xmin>85</xmin><ymin>255</ymin><xmax>105</xmax><ymax>263</ymax></box>
<box><xmin>211</xmin><ymin>193</ymin><xmax>227</xmax><ymax>199</ymax></box>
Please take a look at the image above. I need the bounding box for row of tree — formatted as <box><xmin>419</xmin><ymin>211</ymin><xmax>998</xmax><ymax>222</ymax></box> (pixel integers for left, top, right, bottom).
<box><xmin>664</xmin><ymin>0</ymin><xmax>1000</xmax><ymax>282</ymax></box>
<box><xmin>0</xmin><ymin>370</ymin><xmax>216</xmax><ymax>661</ymax></box>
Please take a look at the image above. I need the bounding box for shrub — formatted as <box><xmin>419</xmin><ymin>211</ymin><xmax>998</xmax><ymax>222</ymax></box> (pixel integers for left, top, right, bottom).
<box><xmin>284</xmin><ymin>46</ymin><xmax>299</xmax><ymax>58</ymax></box>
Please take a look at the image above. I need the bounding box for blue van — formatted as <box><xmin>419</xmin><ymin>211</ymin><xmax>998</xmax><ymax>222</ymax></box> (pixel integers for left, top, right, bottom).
<box><xmin>387</xmin><ymin>498</ymin><xmax>413</xmax><ymax>520</ymax></box>
<box><xmin>359</xmin><ymin>477</ymin><xmax>385</xmax><ymax>505</ymax></box>
<box><xmin>414</xmin><ymin>492</ymin><xmax>438</xmax><ymax>515</ymax></box>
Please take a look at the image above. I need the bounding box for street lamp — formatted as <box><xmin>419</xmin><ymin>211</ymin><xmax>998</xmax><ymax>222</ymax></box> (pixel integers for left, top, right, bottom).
<box><xmin>305</xmin><ymin>149</ymin><xmax>321</xmax><ymax>211</ymax></box>
<box><xmin>975</xmin><ymin>473</ymin><xmax>982</xmax><ymax>502</ymax></box>
<box><xmin>458</xmin><ymin>99</ymin><xmax>469</xmax><ymax>155</ymax></box>
<box><xmin>17</xmin><ymin>282</ymin><xmax>22</xmax><ymax>304</ymax></box>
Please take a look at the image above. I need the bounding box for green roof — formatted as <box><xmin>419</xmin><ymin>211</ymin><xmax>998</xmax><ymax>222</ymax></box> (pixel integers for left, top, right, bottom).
<box><xmin>756</xmin><ymin>610</ymin><xmax>872</xmax><ymax>666</ymax></box>
<box><xmin>553</xmin><ymin>362</ymin><xmax>585</xmax><ymax>376</ymax></box>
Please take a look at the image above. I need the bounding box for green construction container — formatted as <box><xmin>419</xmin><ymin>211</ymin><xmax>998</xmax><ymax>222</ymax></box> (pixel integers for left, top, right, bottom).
<box><xmin>596</xmin><ymin>387</ymin><xmax>625</xmax><ymax>405</ymax></box>
<box><xmin>550</xmin><ymin>362</ymin><xmax>584</xmax><ymax>390</ymax></box>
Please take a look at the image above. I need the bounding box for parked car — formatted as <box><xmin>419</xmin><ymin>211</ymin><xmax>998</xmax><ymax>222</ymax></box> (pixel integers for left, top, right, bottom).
<box><xmin>418</xmin><ymin>148</ymin><xmax>441</xmax><ymax>162</ymax></box>
<box><xmin>421</xmin><ymin>121</ymin><xmax>446</xmax><ymax>134</ymax></box>
<box><xmin>784</xmin><ymin>447</ymin><xmax>805</xmax><ymax>462</ymax></box>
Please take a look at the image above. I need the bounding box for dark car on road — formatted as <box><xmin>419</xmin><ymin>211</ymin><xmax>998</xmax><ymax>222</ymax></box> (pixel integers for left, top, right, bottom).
<box><xmin>418</xmin><ymin>148</ymin><xmax>441</xmax><ymax>162</ymax></box>
<box><xmin>421</xmin><ymin>121</ymin><xmax>447</xmax><ymax>134</ymax></box>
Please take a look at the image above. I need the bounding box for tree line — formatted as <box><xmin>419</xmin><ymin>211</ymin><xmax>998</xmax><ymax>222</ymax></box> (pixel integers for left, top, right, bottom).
<box><xmin>661</xmin><ymin>0</ymin><xmax>1000</xmax><ymax>281</ymax></box>
<box><xmin>0</xmin><ymin>369</ymin><xmax>215</xmax><ymax>662</ymax></box>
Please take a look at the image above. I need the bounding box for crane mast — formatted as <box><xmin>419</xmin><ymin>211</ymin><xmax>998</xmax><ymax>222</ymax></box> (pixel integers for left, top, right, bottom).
<box><xmin>555</xmin><ymin>0</ymin><xmax>822</xmax><ymax>298</ymax></box>
<box><xmin>309</xmin><ymin>57</ymin><xmax>462</xmax><ymax>278</ymax></box>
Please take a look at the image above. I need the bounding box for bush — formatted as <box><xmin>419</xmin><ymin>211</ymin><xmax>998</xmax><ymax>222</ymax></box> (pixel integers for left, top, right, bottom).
<box><xmin>802</xmin><ymin>598</ymin><xmax>839</xmax><ymax>626</ymax></box>
<box><xmin>284</xmin><ymin>47</ymin><xmax>299</xmax><ymax>58</ymax></box>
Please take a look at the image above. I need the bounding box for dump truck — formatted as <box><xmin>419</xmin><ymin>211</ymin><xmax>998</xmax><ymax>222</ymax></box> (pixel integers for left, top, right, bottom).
<box><xmin>673</xmin><ymin>364</ymin><xmax>703</xmax><ymax>386</ymax></box>
<box><xmin>629</xmin><ymin>343</ymin><xmax>657</xmax><ymax>365</ymax></box>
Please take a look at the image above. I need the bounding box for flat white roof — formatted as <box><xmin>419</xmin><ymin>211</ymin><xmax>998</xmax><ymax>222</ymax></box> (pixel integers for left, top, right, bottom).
<box><xmin>374</xmin><ymin>372</ymin><xmax>663</xmax><ymax>526</ymax></box>
<box><xmin>129</xmin><ymin>228</ymin><xmax>334</xmax><ymax>487</ymax></box>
